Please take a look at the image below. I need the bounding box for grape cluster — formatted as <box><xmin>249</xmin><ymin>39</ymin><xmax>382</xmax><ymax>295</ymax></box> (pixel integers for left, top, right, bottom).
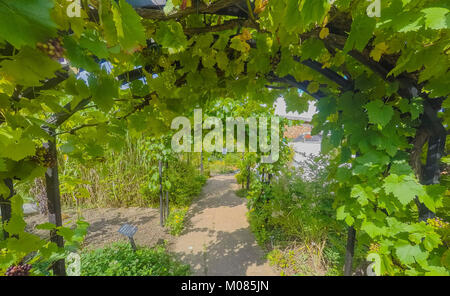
<box><xmin>427</xmin><ymin>217</ymin><xmax>449</xmax><ymax>229</ymax></box>
<box><xmin>270</xmin><ymin>54</ymin><xmax>281</xmax><ymax>66</ymax></box>
<box><xmin>5</xmin><ymin>264</ymin><xmax>32</xmax><ymax>276</ymax></box>
<box><xmin>369</xmin><ymin>243</ymin><xmax>380</xmax><ymax>253</ymax></box>
<box><xmin>36</xmin><ymin>38</ymin><xmax>65</xmax><ymax>60</ymax></box>
<box><xmin>31</xmin><ymin>146</ymin><xmax>55</xmax><ymax>168</ymax></box>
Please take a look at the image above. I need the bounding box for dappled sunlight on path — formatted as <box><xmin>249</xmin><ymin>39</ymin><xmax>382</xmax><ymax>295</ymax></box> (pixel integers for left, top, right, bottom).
<box><xmin>170</xmin><ymin>174</ymin><xmax>276</xmax><ymax>276</ymax></box>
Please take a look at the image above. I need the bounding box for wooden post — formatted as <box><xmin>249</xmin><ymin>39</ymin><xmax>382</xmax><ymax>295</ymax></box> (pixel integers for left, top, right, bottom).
<box><xmin>0</xmin><ymin>178</ymin><xmax>14</xmax><ymax>239</ymax></box>
<box><xmin>165</xmin><ymin>191</ymin><xmax>169</xmax><ymax>220</ymax></box>
<box><xmin>344</xmin><ymin>226</ymin><xmax>356</xmax><ymax>276</ymax></box>
<box><xmin>246</xmin><ymin>165</ymin><xmax>250</xmax><ymax>190</ymax></box>
<box><xmin>418</xmin><ymin>135</ymin><xmax>445</xmax><ymax>221</ymax></box>
<box><xmin>43</xmin><ymin>138</ymin><xmax>66</xmax><ymax>276</ymax></box>
<box><xmin>200</xmin><ymin>151</ymin><xmax>204</xmax><ymax>174</ymax></box>
<box><xmin>165</xmin><ymin>161</ymin><xmax>169</xmax><ymax>220</ymax></box>
<box><xmin>158</xmin><ymin>160</ymin><xmax>163</xmax><ymax>227</ymax></box>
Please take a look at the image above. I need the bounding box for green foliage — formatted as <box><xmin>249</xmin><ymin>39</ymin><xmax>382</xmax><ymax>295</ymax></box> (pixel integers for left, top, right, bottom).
<box><xmin>55</xmin><ymin>136</ymin><xmax>206</xmax><ymax>208</ymax></box>
<box><xmin>247</xmin><ymin>155</ymin><xmax>341</xmax><ymax>246</ymax></box>
<box><xmin>166</xmin><ymin>162</ymin><xmax>207</xmax><ymax>206</ymax></box>
<box><xmin>141</xmin><ymin>157</ymin><xmax>207</xmax><ymax>207</ymax></box>
<box><xmin>0</xmin><ymin>194</ymin><xmax>89</xmax><ymax>276</ymax></box>
<box><xmin>111</xmin><ymin>0</ymin><xmax>146</xmax><ymax>53</ymax></box>
<box><xmin>0</xmin><ymin>47</ymin><xmax>60</xmax><ymax>86</ymax></box>
<box><xmin>235</xmin><ymin>188</ymin><xmax>248</xmax><ymax>198</ymax></box>
<box><xmin>155</xmin><ymin>20</ymin><xmax>188</xmax><ymax>54</ymax></box>
<box><xmin>207</xmin><ymin>153</ymin><xmax>240</xmax><ymax>175</ymax></box>
<box><xmin>0</xmin><ymin>0</ymin><xmax>57</xmax><ymax>48</ymax></box>
<box><xmin>246</xmin><ymin>154</ymin><xmax>362</xmax><ymax>275</ymax></box>
<box><xmin>57</xmin><ymin>137</ymin><xmax>153</xmax><ymax>208</ymax></box>
<box><xmin>80</xmin><ymin>242</ymin><xmax>190</xmax><ymax>276</ymax></box>
<box><xmin>165</xmin><ymin>207</ymin><xmax>188</xmax><ymax>236</ymax></box>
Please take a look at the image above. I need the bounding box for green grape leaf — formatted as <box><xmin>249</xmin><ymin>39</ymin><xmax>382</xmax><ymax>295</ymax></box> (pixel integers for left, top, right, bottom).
<box><xmin>300</xmin><ymin>0</ymin><xmax>330</xmax><ymax>28</ymax></box>
<box><xmin>423</xmin><ymin>231</ymin><xmax>442</xmax><ymax>252</ymax></box>
<box><xmin>0</xmin><ymin>47</ymin><xmax>60</xmax><ymax>86</ymax></box>
<box><xmin>361</xmin><ymin>221</ymin><xmax>384</xmax><ymax>238</ymax></box>
<box><xmin>351</xmin><ymin>184</ymin><xmax>374</xmax><ymax>206</ymax></box>
<box><xmin>56</xmin><ymin>226</ymin><xmax>74</xmax><ymax>242</ymax></box>
<box><xmin>216</xmin><ymin>51</ymin><xmax>229</xmax><ymax>71</ymax></box>
<box><xmin>300</xmin><ymin>39</ymin><xmax>326</xmax><ymax>61</ymax></box>
<box><xmin>0</xmin><ymin>0</ymin><xmax>57</xmax><ymax>48</ymax></box>
<box><xmin>395</xmin><ymin>240</ymin><xmax>426</xmax><ymax>265</ymax></box>
<box><xmin>365</xmin><ymin>100</ymin><xmax>394</xmax><ymax>127</ymax></box>
<box><xmin>284</xmin><ymin>89</ymin><xmax>308</xmax><ymax>113</ymax></box>
<box><xmin>6</xmin><ymin>232</ymin><xmax>44</xmax><ymax>255</ymax></box>
<box><xmin>155</xmin><ymin>20</ymin><xmax>188</xmax><ymax>54</ymax></box>
<box><xmin>4</xmin><ymin>195</ymin><xmax>26</xmax><ymax>235</ymax></box>
<box><xmin>35</xmin><ymin>222</ymin><xmax>57</xmax><ymax>230</ymax></box>
<box><xmin>2</xmin><ymin>138</ymin><xmax>36</xmax><ymax>161</ymax></box>
<box><xmin>88</xmin><ymin>73</ymin><xmax>118</xmax><ymax>112</ymax></box>
<box><xmin>112</xmin><ymin>0</ymin><xmax>146</xmax><ymax>52</ymax></box>
<box><xmin>421</xmin><ymin>7</ymin><xmax>449</xmax><ymax>30</ymax></box>
<box><xmin>424</xmin><ymin>265</ymin><xmax>450</xmax><ymax>276</ymax></box>
<box><xmin>343</xmin><ymin>14</ymin><xmax>376</xmax><ymax>52</ymax></box>
<box><xmin>282</xmin><ymin>0</ymin><xmax>301</xmax><ymax>32</ymax></box>
<box><xmin>0</xmin><ymin>158</ymin><xmax>6</xmax><ymax>172</ymax></box>
<box><xmin>410</xmin><ymin>97</ymin><xmax>423</xmax><ymax>120</ymax></box>
<box><xmin>63</xmin><ymin>36</ymin><xmax>99</xmax><ymax>72</ymax></box>
<box><xmin>79</xmin><ymin>30</ymin><xmax>109</xmax><ymax>59</ymax></box>
<box><xmin>0</xmin><ymin>93</ymin><xmax>9</xmax><ymax>108</ymax></box>
<box><xmin>4</xmin><ymin>214</ymin><xmax>26</xmax><ymax>235</ymax></box>
<box><xmin>383</xmin><ymin>174</ymin><xmax>425</xmax><ymax>206</ymax></box>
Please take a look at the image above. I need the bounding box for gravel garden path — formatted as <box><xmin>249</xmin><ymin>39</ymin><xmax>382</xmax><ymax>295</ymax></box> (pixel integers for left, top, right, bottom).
<box><xmin>169</xmin><ymin>174</ymin><xmax>277</xmax><ymax>276</ymax></box>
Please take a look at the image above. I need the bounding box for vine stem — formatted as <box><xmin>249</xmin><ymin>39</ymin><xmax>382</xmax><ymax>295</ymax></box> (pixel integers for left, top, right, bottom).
<box><xmin>246</xmin><ymin>0</ymin><xmax>256</xmax><ymax>23</ymax></box>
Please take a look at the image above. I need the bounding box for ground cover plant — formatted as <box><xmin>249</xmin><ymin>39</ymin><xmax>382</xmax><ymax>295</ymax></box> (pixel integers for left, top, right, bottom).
<box><xmin>80</xmin><ymin>242</ymin><xmax>190</xmax><ymax>276</ymax></box>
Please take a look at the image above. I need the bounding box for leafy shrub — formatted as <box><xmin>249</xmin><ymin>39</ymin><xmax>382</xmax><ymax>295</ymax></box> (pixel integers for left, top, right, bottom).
<box><xmin>235</xmin><ymin>188</ymin><xmax>248</xmax><ymax>198</ymax></box>
<box><xmin>165</xmin><ymin>207</ymin><xmax>188</xmax><ymax>236</ymax></box>
<box><xmin>140</xmin><ymin>160</ymin><xmax>207</xmax><ymax>207</ymax></box>
<box><xmin>248</xmin><ymin>155</ymin><xmax>341</xmax><ymax>242</ymax></box>
<box><xmin>207</xmin><ymin>152</ymin><xmax>241</xmax><ymax>175</ymax></box>
<box><xmin>246</xmin><ymin>154</ymin><xmax>351</xmax><ymax>275</ymax></box>
<box><xmin>81</xmin><ymin>243</ymin><xmax>190</xmax><ymax>276</ymax></box>
<box><xmin>167</xmin><ymin>161</ymin><xmax>207</xmax><ymax>207</ymax></box>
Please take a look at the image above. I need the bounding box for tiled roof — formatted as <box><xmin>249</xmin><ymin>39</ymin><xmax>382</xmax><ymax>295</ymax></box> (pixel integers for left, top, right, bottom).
<box><xmin>283</xmin><ymin>124</ymin><xmax>312</xmax><ymax>139</ymax></box>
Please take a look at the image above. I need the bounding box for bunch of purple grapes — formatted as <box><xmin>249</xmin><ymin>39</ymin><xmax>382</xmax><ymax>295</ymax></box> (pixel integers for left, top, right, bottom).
<box><xmin>36</xmin><ymin>37</ymin><xmax>65</xmax><ymax>60</ymax></box>
<box><xmin>5</xmin><ymin>264</ymin><xmax>32</xmax><ymax>276</ymax></box>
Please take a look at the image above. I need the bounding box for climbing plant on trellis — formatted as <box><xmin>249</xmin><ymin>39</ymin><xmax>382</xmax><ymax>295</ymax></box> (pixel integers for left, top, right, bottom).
<box><xmin>0</xmin><ymin>0</ymin><xmax>448</xmax><ymax>275</ymax></box>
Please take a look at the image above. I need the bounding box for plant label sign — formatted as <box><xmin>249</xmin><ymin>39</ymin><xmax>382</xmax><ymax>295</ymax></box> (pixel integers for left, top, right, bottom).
<box><xmin>118</xmin><ymin>224</ymin><xmax>138</xmax><ymax>251</ymax></box>
<box><xmin>118</xmin><ymin>224</ymin><xmax>138</xmax><ymax>238</ymax></box>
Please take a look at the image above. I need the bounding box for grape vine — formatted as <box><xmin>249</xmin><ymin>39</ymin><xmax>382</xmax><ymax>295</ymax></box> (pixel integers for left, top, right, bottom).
<box><xmin>0</xmin><ymin>0</ymin><xmax>448</xmax><ymax>276</ymax></box>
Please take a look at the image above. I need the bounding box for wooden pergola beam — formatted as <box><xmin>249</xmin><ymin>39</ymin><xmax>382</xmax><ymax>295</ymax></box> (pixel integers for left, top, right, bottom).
<box><xmin>136</xmin><ymin>0</ymin><xmax>248</xmax><ymax>20</ymax></box>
